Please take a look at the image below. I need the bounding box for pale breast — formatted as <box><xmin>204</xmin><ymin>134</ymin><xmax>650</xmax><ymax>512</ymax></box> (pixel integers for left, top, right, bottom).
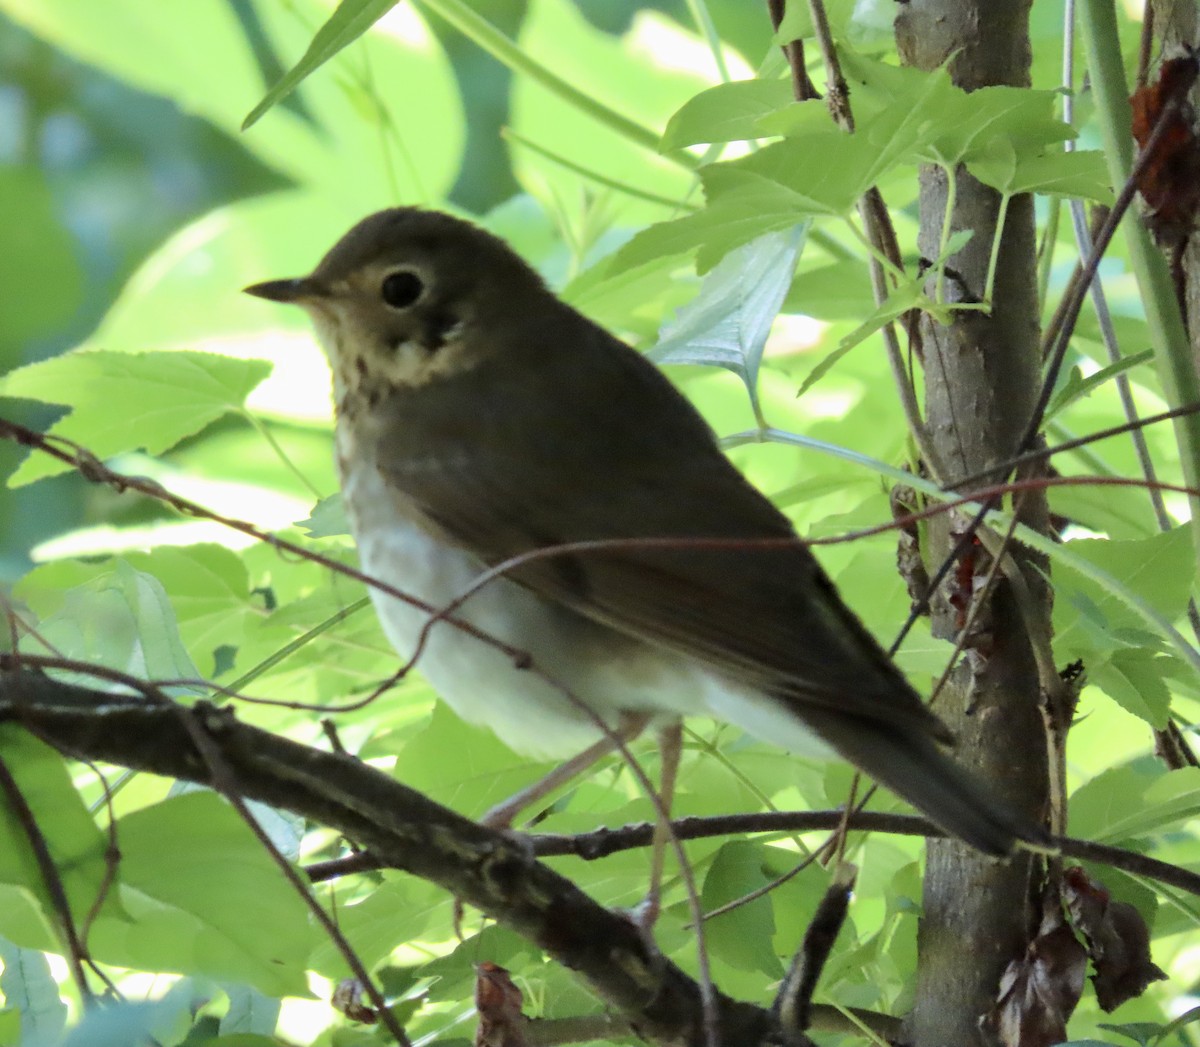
<box><xmin>333</xmin><ymin>419</ymin><xmax>835</xmax><ymax>762</ymax></box>
<box><xmin>335</xmin><ymin>421</ymin><xmax>729</xmax><ymax>759</ymax></box>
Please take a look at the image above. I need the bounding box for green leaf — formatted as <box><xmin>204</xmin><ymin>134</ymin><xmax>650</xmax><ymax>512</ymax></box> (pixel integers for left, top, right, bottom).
<box><xmin>307</xmin><ymin>877</ymin><xmax>436</xmax><ymax>978</ymax></box>
<box><xmin>2</xmin><ymin>350</ymin><xmax>271</xmax><ymax>486</ymax></box>
<box><xmin>1046</xmin><ymin>350</ymin><xmax>1154</xmax><ymax>418</ymax></box>
<box><xmin>1047</xmin><ymin>481</ymin><xmax>1160</xmax><ymax>541</ymax></box>
<box><xmin>89</xmin><ymin>792</ymin><xmax>315</xmax><ymax>995</ymax></box>
<box><xmin>783</xmin><ymin>259</ymin><xmax>874</xmax><ymax>320</ymax></box>
<box><xmin>614</xmin><ymin>177</ymin><xmax>804</xmax><ymax>273</ymax></box>
<box><xmin>243</xmin><ymin>0</ymin><xmax>397</xmax><ymax>129</ymax></box>
<box><xmin>0</xmin><ymin>938</ymin><xmax>66</xmax><ymax>1043</ymax></box>
<box><xmin>651</xmin><ymin>226</ymin><xmax>807</xmax><ymax>422</ymax></box>
<box><xmin>969</xmin><ymin>148</ymin><xmax>1113</xmax><ymax>202</ymax></box>
<box><xmin>0</xmin><ymin>730</ymin><xmax>115</xmax><ymax>945</ymax></box>
<box><xmin>1</xmin><ymin>1</ymin><xmax>462</xmax><ymax>203</ymax></box>
<box><xmin>50</xmin><ymin>983</ymin><xmax>196</xmax><ymax>1047</ymax></box>
<box><xmin>14</xmin><ymin>560</ymin><xmax>202</xmax><ymax>691</ymax></box>
<box><xmin>616</xmin><ymin>144</ymin><xmax>858</xmax><ymax>274</ymax></box>
<box><xmin>1092</xmin><ymin>648</ymin><xmax>1172</xmax><ymax>728</ymax></box>
<box><xmin>795</xmin><ymin>228</ymin><xmax>971</xmax><ymax>398</ymax></box>
<box><xmin>1052</xmin><ymin>529</ymin><xmax>1194</xmax><ymax>658</ymax></box>
<box><xmin>296</xmin><ymin>494</ymin><xmax>350</xmax><ymax>538</ymax></box>
<box><xmin>18</xmin><ymin>547</ymin><xmax>254</xmax><ymax>680</ymax></box>
<box><xmin>1070</xmin><ymin>765</ymin><xmax>1200</xmax><ymax>841</ymax></box>
<box><xmin>701</xmin><ymin>842</ymin><xmax>782</xmax><ymax>976</ymax></box>
<box><xmin>707</xmin><ymin>135</ymin><xmax>879</xmax><ymax>215</ymax></box>
<box><xmin>920</xmin><ymin>84</ymin><xmax>1074</xmax><ymax>168</ymax></box>
<box><xmin>507</xmin><ymin>0</ymin><xmax>700</xmax><ymax>226</ymax></box>
<box><xmin>218</xmin><ymin>984</ymin><xmax>281</xmax><ymax>1037</ymax></box>
<box><xmin>0</xmin><ymin>1005</ymin><xmax>19</xmax><ymax>1046</ymax></box>
<box><xmin>661</xmin><ymin>78</ymin><xmax>795</xmax><ymax>150</ymax></box>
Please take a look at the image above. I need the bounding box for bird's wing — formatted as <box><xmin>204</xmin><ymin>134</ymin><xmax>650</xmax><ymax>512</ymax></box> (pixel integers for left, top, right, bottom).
<box><xmin>371</xmin><ymin>327</ymin><xmax>945</xmax><ymax>739</ymax></box>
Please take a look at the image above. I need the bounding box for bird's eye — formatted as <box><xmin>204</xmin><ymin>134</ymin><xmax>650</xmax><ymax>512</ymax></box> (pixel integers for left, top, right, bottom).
<box><xmin>381</xmin><ymin>270</ymin><xmax>424</xmax><ymax>309</ymax></box>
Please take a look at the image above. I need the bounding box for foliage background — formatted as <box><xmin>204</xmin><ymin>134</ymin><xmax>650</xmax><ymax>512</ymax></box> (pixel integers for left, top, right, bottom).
<box><xmin>0</xmin><ymin>1</ymin><xmax>1197</xmax><ymax>1045</ymax></box>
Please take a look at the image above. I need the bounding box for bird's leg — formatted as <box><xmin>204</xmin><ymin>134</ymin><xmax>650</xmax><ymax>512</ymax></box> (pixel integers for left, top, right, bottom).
<box><xmin>480</xmin><ymin>712</ymin><xmax>651</xmax><ymax>829</ymax></box>
<box><xmin>454</xmin><ymin>713</ymin><xmax>653</xmax><ymax>941</ymax></box>
<box><xmin>632</xmin><ymin>720</ymin><xmax>683</xmax><ymax>930</ymax></box>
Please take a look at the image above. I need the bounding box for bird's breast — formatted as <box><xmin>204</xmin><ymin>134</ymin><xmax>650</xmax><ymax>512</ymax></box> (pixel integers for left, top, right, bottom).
<box><xmin>334</xmin><ymin>421</ymin><xmax>723</xmax><ymax>757</ymax></box>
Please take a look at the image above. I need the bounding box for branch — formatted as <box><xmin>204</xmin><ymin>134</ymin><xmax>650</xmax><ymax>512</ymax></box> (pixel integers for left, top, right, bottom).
<box><xmin>0</xmin><ymin>667</ymin><xmax>775</xmax><ymax>1046</ymax></box>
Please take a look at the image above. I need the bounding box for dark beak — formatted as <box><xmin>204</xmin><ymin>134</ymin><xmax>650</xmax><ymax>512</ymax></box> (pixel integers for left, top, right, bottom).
<box><xmin>243</xmin><ymin>277</ymin><xmax>324</xmax><ymax>304</ymax></box>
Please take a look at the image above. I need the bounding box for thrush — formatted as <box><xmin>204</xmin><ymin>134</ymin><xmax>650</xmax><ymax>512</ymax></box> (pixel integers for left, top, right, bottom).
<box><xmin>245</xmin><ymin>207</ymin><xmax>1043</xmax><ymax>858</ymax></box>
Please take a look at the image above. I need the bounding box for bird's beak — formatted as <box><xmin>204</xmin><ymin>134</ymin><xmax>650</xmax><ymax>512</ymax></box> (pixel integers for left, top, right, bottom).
<box><xmin>243</xmin><ymin>276</ymin><xmax>325</xmax><ymax>304</ymax></box>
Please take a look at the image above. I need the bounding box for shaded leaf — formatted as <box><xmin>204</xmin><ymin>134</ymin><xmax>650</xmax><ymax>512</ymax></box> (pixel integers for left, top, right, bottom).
<box><xmin>98</xmin><ymin>792</ymin><xmax>315</xmax><ymax>995</ymax></box>
<box><xmin>15</xmin><ymin>561</ymin><xmax>202</xmax><ymax>693</ymax></box>
<box><xmin>1092</xmin><ymin>648</ymin><xmax>1172</xmax><ymax>728</ymax></box>
<box><xmin>651</xmin><ymin>226</ymin><xmax>806</xmax><ymax>421</ymax></box>
<box><xmin>701</xmin><ymin>842</ymin><xmax>782</xmax><ymax>977</ymax></box>
<box><xmin>0</xmin><ymin>731</ymin><xmax>116</xmax><ymax>940</ymax></box>
<box><xmin>1052</xmin><ymin>529</ymin><xmax>1194</xmax><ymax>657</ymax></box>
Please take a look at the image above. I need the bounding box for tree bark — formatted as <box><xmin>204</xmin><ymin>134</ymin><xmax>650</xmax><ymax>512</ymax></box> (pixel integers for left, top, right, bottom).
<box><xmin>1147</xmin><ymin>1</ymin><xmax>1200</xmax><ymax>358</ymax></box>
<box><xmin>895</xmin><ymin>2</ymin><xmax>1052</xmax><ymax>1044</ymax></box>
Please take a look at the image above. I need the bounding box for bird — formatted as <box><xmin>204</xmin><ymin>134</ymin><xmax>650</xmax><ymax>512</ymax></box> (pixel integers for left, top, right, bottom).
<box><xmin>244</xmin><ymin>206</ymin><xmax>1043</xmax><ymax>858</ymax></box>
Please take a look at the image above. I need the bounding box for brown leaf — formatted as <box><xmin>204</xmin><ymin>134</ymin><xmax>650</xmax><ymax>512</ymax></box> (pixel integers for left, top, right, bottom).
<box><xmin>475</xmin><ymin>961</ymin><xmax>527</xmax><ymax>1047</ymax></box>
<box><xmin>331</xmin><ymin>978</ymin><xmax>379</xmax><ymax>1024</ymax></box>
<box><xmin>1129</xmin><ymin>51</ymin><xmax>1200</xmax><ymax>246</ymax></box>
<box><xmin>992</xmin><ymin>908</ymin><xmax>1088</xmax><ymax>1047</ymax></box>
<box><xmin>1064</xmin><ymin>867</ymin><xmax>1168</xmax><ymax>1011</ymax></box>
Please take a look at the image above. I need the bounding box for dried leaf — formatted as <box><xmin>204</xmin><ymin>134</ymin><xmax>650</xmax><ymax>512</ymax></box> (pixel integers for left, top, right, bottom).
<box><xmin>993</xmin><ymin>908</ymin><xmax>1087</xmax><ymax>1047</ymax></box>
<box><xmin>1129</xmin><ymin>51</ymin><xmax>1200</xmax><ymax>246</ymax></box>
<box><xmin>1064</xmin><ymin>867</ymin><xmax>1168</xmax><ymax>1011</ymax></box>
<box><xmin>475</xmin><ymin>961</ymin><xmax>527</xmax><ymax>1047</ymax></box>
<box><xmin>331</xmin><ymin>978</ymin><xmax>379</xmax><ymax>1024</ymax></box>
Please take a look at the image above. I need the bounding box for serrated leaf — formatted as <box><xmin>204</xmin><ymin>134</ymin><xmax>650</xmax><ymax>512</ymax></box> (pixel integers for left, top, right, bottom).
<box><xmin>1070</xmin><ymin>765</ymin><xmax>1200</xmax><ymax>841</ymax></box>
<box><xmin>296</xmin><ymin>493</ymin><xmax>350</xmax><ymax>538</ymax></box>
<box><xmin>2</xmin><ymin>350</ymin><xmax>271</xmax><ymax>486</ymax></box>
<box><xmin>661</xmin><ymin>78</ymin><xmax>794</xmax><ymax>150</ymax></box>
<box><xmin>796</xmin><ymin>227</ymin><xmax>972</xmax><ymax>399</ymax></box>
<box><xmin>969</xmin><ymin>148</ymin><xmax>1113</xmax><ymax>202</ymax></box>
<box><xmin>242</xmin><ymin>0</ymin><xmax>396</xmax><ymax>129</ymax></box>
<box><xmin>1052</xmin><ymin>529</ymin><xmax>1194</xmax><ymax>658</ymax></box>
<box><xmin>651</xmin><ymin>226</ymin><xmax>806</xmax><ymax>421</ymax></box>
<box><xmin>1093</xmin><ymin>648</ymin><xmax>1172</xmax><ymax>728</ymax></box>
<box><xmin>1046</xmin><ymin>350</ymin><xmax>1153</xmax><ymax>419</ymax></box>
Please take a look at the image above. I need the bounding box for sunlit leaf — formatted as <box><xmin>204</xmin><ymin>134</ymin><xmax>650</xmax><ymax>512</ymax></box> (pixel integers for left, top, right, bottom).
<box><xmin>2</xmin><ymin>351</ymin><xmax>271</xmax><ymax>486</ymax></box>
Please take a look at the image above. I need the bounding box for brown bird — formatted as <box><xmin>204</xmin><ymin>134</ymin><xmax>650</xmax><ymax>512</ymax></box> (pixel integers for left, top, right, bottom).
<box><xmin>245</xmin><ymin>207</ymin><xmax>1042</xmax><ymax>858</ymax></box>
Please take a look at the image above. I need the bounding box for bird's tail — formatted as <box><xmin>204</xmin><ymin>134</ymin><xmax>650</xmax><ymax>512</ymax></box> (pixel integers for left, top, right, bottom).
<box><xmin>799</xmin><ymin>708</ymin><xmax>1048</xmax><ymax>856</ymax></box>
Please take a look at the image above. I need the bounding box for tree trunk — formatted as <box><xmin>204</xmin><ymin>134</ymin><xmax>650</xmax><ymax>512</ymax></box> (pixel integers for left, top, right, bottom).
<box><xmin>895</xmin><ymin>2</ymin><xmax>1052</xmax><ymax>1043</ymax></box>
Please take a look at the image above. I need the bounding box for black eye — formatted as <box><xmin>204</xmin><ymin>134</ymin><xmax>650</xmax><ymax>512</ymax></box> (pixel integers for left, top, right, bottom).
<box><xmin>381</xmin><ymin>270</ymin><xmax>424</xmax><ymax>309</ymax></box>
